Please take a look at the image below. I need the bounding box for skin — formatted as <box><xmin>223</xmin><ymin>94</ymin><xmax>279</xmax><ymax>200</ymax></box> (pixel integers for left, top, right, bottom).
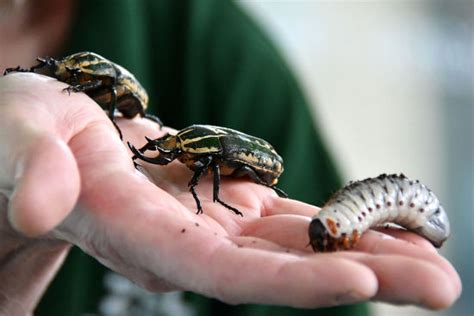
<box><xmin>0</xmin><ymin>1</ymin><xmax>461</xmax><ymax>314</ymax></box>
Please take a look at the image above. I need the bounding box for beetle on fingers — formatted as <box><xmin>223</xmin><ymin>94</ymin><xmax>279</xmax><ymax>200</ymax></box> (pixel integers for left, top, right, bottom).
<box><xmin>4</xmin><ymin>51</ymin><xmax>162</xmax><ymax>138</ymax></box>
<box><xmin>128</xmin><ymin>125</ymin><xmax>287</xmax><ymax>216</ymax></box>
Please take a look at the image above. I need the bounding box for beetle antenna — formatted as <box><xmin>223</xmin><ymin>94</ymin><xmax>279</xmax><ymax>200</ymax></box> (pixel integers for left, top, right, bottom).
<box><xmin>127</xmin><ymin>141</ymin><xmax>173</xmax><ymax>165</ymax></box>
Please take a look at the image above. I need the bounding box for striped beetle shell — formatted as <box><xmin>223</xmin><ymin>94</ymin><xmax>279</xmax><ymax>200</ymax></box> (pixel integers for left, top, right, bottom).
<box><xmin>166</xmin><ymin>125</ymin><xmax>284</xmax><ymax>185</ymax></box>
<box><xmin>34</xmin><ymin>52</ymin><xmax>149</xmax><ymax>118</ymax></box>
<box><xmin>308</xmin><ymin>173</ymin><xmax>450</xmax><ymax>252</ymax></box>
<box><xmin>4</xmin><ymin>51</ymin><xmax>150</xmax><ymax>119</ymax></box>
<box><xmin>128</xmin><ymin>124</ymin><xmax>286</xmax><ymax>215</ymax></box>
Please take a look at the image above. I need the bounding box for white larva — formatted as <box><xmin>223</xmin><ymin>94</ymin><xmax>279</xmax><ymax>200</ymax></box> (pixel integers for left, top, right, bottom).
<box><xmin>308</xmin><ymin>173</ymin><xmax>450</xmax><ymax>252</ymax></box>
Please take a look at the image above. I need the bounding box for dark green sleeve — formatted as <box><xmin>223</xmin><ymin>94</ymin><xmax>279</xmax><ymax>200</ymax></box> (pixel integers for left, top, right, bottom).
<box><xmin>37</xmin><ymin>1</ymin><xmax>369</xmax><ymax>315</ymax></box>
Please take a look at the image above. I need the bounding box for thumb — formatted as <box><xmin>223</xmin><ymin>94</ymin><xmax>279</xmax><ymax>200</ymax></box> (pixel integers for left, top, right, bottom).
<box><xmin>7</xmin><ymin>132</ymin><xmax>80</xmax><ymax>237</ymax></box>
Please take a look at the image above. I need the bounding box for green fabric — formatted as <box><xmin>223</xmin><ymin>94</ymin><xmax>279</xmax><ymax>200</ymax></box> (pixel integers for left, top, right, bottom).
<box><xmin>36</xmin><ymin>0</ymin><xmax>369</xmax><ymax>315</ymax></box>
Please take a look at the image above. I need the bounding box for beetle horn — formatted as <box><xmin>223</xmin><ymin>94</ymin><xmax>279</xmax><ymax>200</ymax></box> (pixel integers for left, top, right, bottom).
<box><xmin>127</xmin><ymin>142</ymin><xmax>141</xmax><ymax>159</ymax></box>
<box><xmin>127</xmin><ymin>141</ymin><xmax>173</xmax><ymax>165</ymax></box>
<box><xmin>128</xmin><ymin>142</ymin><xmax>153</xmax><ymax>162</ymax></box>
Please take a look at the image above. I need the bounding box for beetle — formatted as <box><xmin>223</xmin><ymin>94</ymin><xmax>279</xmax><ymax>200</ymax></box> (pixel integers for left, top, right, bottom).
<box><xmin>127</xmin><ymin>124</ymin><xmax>287</xmax><ymax>216</ymax></box>
<box><xmin>3</xmin><ymin>52</ymin><xmax>162</xmax><ymax>138</ymax></box>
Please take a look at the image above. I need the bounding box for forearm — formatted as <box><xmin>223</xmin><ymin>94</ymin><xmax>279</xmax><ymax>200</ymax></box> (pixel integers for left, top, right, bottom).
<box><xmin>0</xmin><ymin>195</ymin><xmax>70</xmax><ymax>315</ymax></box>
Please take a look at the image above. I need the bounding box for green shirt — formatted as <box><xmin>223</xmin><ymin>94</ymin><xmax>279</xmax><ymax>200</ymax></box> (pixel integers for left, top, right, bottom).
<box><xmin>36</xmin><ymin>0</ymin><xmax>369</xmax><ymax>315</ymax></box>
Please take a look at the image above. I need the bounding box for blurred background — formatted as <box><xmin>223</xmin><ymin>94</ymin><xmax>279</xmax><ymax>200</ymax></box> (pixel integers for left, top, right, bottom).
<box><xmin>239</xmin><ymin>1</ymin><xmax>473</xmax><ymax>316</ymax></box>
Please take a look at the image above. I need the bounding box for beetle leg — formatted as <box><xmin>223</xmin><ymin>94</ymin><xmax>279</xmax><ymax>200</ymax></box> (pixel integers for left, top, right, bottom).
<box><xmin>189</xmin><ymin>170</ymin><xmax>205</xmax><ymax>215</ymax></box>
<box><xmin>110</xmin><ymin>120</ymin><xmax>123</xmax><ymax>139</ymax></box>
<box><xmin>211</xmin><ymin>163</ymin><xmax>243</xmax><ymax>216</ymax></box>
<box><xmin>135</xmin><ymin>106</ymin><xmax>164</xmax><ymax>128</ymax></box>
<box><xmin>3</xmin><ymin>66</ymin><xmax>31</xmax><ymax>75</ymax></box>
<box><xmin>63</xmin><ymin>80</ymin><xmax>103</xmax><ymax>95</ymax></box>
<box><xmin>63</xmin><ymin>80</ymin><xmax>123</xmax><ymax>139</ymax></box>
<box><xmin>269</xmin><ymin>186</ymin><xmax>288</xmax><ymax>198</ymax></box>
<box><xmin>234</xmin><ymin>165</ymin><xmax>288</xmax><ymax>198</ymax></box>
<box><xmin>188</xmin><ymin>156</ymin><xmax>213</xmax><ymax>215</ymax></box>
<box><xmin>64</xmin><ymin>66</ymin><xmax>82</xmax><ymax>87</ymax></box>
<box><xmin>144</xmin><ymin>113</ymin><xmax>164</xmax><ymax>129</ymax></box>
<box><xmin>107</xmin><ymin>86</ymin><xmax>118</xmax><ymax>120</ymax></box>
<box><xmin>107</xmin><ymin>87</ymin><xmax>123</xmax><ymax>139</ymax></box>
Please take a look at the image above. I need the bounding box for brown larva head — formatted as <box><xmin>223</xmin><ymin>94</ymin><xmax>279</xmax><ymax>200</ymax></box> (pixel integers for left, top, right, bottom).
<box><xmin>309</xmin><ymin>218</ymin><xmax>360</xmax><ymax>252</ymax></box>
<box><xmin>308</xmin><ymin>218</ymin><xmax>331</xmax><ymax>252</ymax></box>
<box><xmin>308</xmin><ymin>218</ymin><xmax>340</xmax><ymax>252</ymax></box>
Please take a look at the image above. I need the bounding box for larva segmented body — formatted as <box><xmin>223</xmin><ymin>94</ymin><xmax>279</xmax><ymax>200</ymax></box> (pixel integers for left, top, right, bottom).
<box><xmin>308</xmin><ymin>173</ymin><xmax>450</xmax><ymax>252</ymax></box>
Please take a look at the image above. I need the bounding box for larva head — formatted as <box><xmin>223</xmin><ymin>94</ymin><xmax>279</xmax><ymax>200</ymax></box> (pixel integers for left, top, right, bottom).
<box><xmin>308</xmin><ymin>217</ymin><xmax>360</xmax><ymax>252</ymax></box>
<box><xmin>414</xmin><ymin>206</ymin><xmax>450</xmax><ymax>248</ymax></box>
<box><xmin>308</xmin><ymin>218</ymin><xmax>329</xmax><ymax>252</ymax></box>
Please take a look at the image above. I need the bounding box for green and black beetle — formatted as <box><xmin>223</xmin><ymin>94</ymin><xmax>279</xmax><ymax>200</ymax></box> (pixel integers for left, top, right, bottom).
<box><xmin>128</xmin><ymin>125</ymin><xmax>287</xmax><ymax>216</ymax></box>
<box><xmin>4</xmin><ymin>51</ymin><xmax>162</xmax><ymax>138</ymax></box>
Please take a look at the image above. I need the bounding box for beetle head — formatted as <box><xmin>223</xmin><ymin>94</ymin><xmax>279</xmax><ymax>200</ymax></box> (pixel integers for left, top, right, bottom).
<box><xmin>128</xmin><ymin>135</ymin><xmax>181</xmax><ymax>166</ymax></box>
<box><xmin>30</xmin><ymin>57</ymin><xmax>59</xmax><ymax>77</ymax></box>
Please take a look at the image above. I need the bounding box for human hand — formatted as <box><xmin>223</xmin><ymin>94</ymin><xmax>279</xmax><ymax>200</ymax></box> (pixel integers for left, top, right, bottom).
<box><xmin>112</xmin><ymin>121</ymin><xmax>462</xmax><ymax>310</ymax></box>
<box><xmin>0</xmin><ymin>74</ymin><xmax>461</xmax><ymax>312</ymax></box>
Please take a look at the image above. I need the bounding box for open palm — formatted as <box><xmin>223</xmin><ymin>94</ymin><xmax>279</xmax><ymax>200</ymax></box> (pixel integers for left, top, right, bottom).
<box><xmin>0</xmin><ymin>74</ymin><xmax>461</xmax><ymax>309</ymax></box>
